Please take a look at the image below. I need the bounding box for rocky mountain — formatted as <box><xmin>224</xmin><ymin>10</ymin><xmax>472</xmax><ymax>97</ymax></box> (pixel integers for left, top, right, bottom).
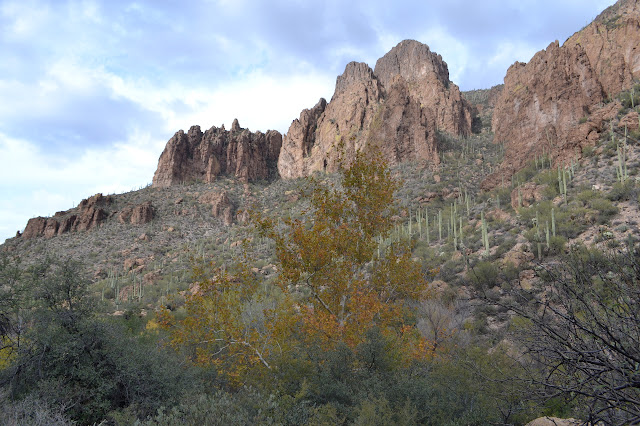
<box><xmin>152</xmin><ymin>119</ymin><xmax>282</xmax><ymax>187</ymax></box>
<box><xmin>20</xmin><ymin>194</ymin><xmax>155</xmax><ymax>240</ymax></box>
<box><xmin>278</xmin><ymin>40</ymin><xmax>471</xmax><ymax>179</ymax></box>
<box><xmin>485</xmin><ymin>0</ymin><xmax>640</xmax><ymax>188</ymax></box>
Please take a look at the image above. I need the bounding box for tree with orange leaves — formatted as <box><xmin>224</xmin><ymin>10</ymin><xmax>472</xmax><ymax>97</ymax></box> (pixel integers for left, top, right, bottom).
<box><xmin>157</xmin><ymin>263</ymin><xmax>297</xmax><ymax>385</ymax></box>
<box><xmin>256</xmin><ymin>149</ymin><xmax>431</xmax><ymax>351</ymax></box>
<box><xmin>160</xmin><ymin>149</ymin><xmax>433</xmax><ymax>386</ymax></box>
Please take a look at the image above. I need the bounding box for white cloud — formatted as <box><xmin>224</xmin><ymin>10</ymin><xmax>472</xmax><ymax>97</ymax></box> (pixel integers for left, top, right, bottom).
<box><xmin>0</xmin><ymin>130</ymin><xmax>163</xmax><ymax>242</ymax></box>
<box><xmin>489</xmin><ymin>41</ymin><xmax>540</xmax><ymax>68</ymax></box>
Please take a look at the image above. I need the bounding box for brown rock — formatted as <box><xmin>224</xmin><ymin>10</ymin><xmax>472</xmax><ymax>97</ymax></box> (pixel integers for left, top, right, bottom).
<box><xmin>519</xmin><ymin>269</ymin><xmax>537</xmax><ymax>290</ymax></box>
<box><xmin>366</xmin><ymin>75</ymin><xmax>440</xmax><ymax>167</ymax></box>
<box><xmin>485</xmin><ymin>1</ymin><xmax>640</xmax><ymax>189</ymax></box>
<box><xmin>43</xmin><ymin>218</ymin><xmax>59</xmax><ymax>239</ymax></box>
<box><xmin>277</xmin><ymin>98</ymin><xmax>327</xmax><ymax>179</ymax></box>
<box><xmin>279</xmin><ymin>61</ymin><xmax>383</xmax><ymax>178</ymax></box>
<box><xmin>200</xmin><ymin>190</ymin><xmax>234</xmax><ymax>226</ymax></box>
<box><xmin>374</xmin><ymin>39</ymin><xmax>472</xmax><ymax>136</ymax></box>
<box><xmin>565</xmin><ymin>0</ymin><xmax>640</xmax><ymax>97</ymax></box>
<box><xmin>130</xmin><ymin>201</ymin><xmax>154</xmax><ymax>225</ymax></box>
<box><xmin>143</xmin><ymin>272</ymin><xmax>160</xmax><ymax>285</ymax></box>
<box><xmin>490</xmin><ymin>41</ymin><xmax>605</xmax><ymax>188</ymax></box>
<box><xmin>57</xmin><ymin>215</ymin><xmax>77</xmax><ymax>235</ymax></box>
<box><xmin>502</xmin><ymin>243</ymin><xmax>534</xmax><ymax>268</ymax></box>
<box><xmin>620</xmin><ymin>110</ymin><xmax>640</xmax><ymax>131</ymax></box>
<box><xmin>79</xmin><ymin>193</ymin><xmax>112</xmax><ymax>210</ymax></box>
<box><xmin>75</xmin><ymin>206</ymin><xmax>106</xmax><ymax>232</ymax></box>
<box><xmin>152</xmin><ymin>122</ymin><xmax>282</xmax><ymax>187</ymax></box>
<box><xmin>278</xmin><ymin>40</ymin><xmax>468</xmax><ymax>179</ymax></box>
<box><xmin>118</xmin><ymin>207</ymin><xmax>133</xmax><ymax>224</ymax></box>
<box><xmin>22</xmin><ymin>217</ymin><xmax>47</xmax><ymax>239</ymax></box>
<box><xmin>511</xmin><ymin>183</ymin><xmax>546</xmax><ymax>210</ymax></box>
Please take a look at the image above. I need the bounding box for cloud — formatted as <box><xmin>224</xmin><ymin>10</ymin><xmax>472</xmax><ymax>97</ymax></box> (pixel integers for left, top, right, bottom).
<box><xmin>0</xmin><ymin>130</ymin><xmax>163</xmax><ymax>242</ymax></box>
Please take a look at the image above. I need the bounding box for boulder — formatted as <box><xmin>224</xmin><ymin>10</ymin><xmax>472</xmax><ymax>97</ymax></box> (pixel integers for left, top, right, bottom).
<box><xmin>130</xmin><ymin>201</ymin><xmax>154</xmax><ymax>225</ymax></box>
<box><xmin>200</xmin><ymin>190</ymin><xmax>234</xmax><ymax>226</ymax></box>
<box><xmin>22</xmin><ymin>217</ymin><xmax>47</xmax><ymax>239</ymax></box>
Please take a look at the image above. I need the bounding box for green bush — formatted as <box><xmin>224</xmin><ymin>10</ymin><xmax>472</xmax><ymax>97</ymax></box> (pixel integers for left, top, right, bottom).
<box><xmin>468</xmin><ymin>261</ymin><xmax>499</xmax><ymax>291</ymax></box>
<box><xmin>0</xmin><ymin>259</ymin><xmax>193</xmax><ymax>424</ymax></box>
<box><xmin>608</xmin><ymin>181</ymin><xmax>636</xmax><ymax>201</ymax></box>
<box><xmin>588</xmin><ymin>198</ymin><xmax>618</xmax><ymax>224</ymax></box>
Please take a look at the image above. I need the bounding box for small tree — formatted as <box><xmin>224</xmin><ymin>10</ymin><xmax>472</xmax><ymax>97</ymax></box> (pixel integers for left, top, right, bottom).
<box><xmin>256</xmin><ymin>149</ymin><xmax>430</xmax><ymax>351</ymax></box>
<box><xmin>503</xmin><ymin>245</ymin><xmax>640</xmax><ymax>424</ymax></box>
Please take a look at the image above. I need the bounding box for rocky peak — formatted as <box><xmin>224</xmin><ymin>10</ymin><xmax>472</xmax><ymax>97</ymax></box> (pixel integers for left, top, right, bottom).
<box><xmin>278</xmin><ymin>39</ymin><xmax>472</xmax><ymax>179</ymax></box>
<box><xmin>374</xmin><ymin>39</ymin><xmax>450</xmax><ymax>90</ymax></box>
<box><xmin>565</xmin><ymin>0</ymin><xmax>640</xmax><ymax>97</ymax></box>
<box><xmin>152</xmin><ymin>123</ymin><xmax>282</xmax><ymax>187</ymax></box>
<box><xmin>375</xmin><ymin>40</ymin><xmax>472</xmax><ymax>136</ymax></box>
<box><xmin>334</xmin><ymin>61</ymin><xmax>381</xmax><ymax>99</ymax></box>
<box><xmin>486</xmin><ymin>0</ymin><xmax>640</xmax><ymax>188</ymax></box>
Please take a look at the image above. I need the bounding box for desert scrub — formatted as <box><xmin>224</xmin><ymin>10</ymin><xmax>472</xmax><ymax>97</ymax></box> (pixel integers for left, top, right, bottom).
<box><xmin>607</xmin><ymin>180</ymin><xmax>637</xmax><ymax>201</ymax></box>
<box><xmin>518</xmin><ymin>201</ymin><xmax>590</xmax><ymax>239</ymax></box>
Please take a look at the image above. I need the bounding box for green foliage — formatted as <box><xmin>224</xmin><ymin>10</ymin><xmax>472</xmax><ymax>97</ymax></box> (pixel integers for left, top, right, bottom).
<box><xmin>607</xmin><ymin>180</ymin><xmax>637</xmax><ymax>201</ymax></box>
<box><xmin>467</xmin><ymin>261</ymin><xmax>499</xmax><ymax>291</ymax></box>
<box><xmin>0</xmin><ymin>258</ymin><xmax>192</xmax><ymax>424</ymax></box>
<box><xmin>142</xmin><ymin>388</ymin><xmax>279</xmax><ymax>425</ymax></box>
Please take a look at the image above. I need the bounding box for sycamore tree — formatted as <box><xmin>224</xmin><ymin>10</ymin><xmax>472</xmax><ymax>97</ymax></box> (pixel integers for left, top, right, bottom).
<box><xmin>160</xmin><ymin>149</ymin><xmax>433</xmax><ymax>385</ymax></box>
<box><xmin>256</xmin><ymin>149</ymin><xmax>430</xmax><ymax>350</ymax></box>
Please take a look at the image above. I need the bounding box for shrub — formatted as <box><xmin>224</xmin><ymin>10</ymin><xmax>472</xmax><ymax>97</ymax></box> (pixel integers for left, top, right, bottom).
<box><xmin>607</xmin><ymin>181</ymin><xmax>636</xmax><ymax>201</ymax></box>
<box><xmin>468</xmin><ymin>261</ymin><xmax>499</xmax><ymax>291</ymax></box>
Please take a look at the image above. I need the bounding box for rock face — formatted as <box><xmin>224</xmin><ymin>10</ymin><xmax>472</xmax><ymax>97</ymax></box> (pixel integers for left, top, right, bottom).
<box><xmin>130</xmin><ymin>201</ymin><xmax>155</xmax><ymax>225</ymax></box>
<box><xmin>491</xmin><ymin>42</ymin><xmax>605</xmax><ymax>179</ymax></box>
<box><xmin>487</xmin><ymin>0</ymin><xmax>640</xmax><ymax>188</ymax></box>
<box><xmin>565</xmin><ymin>0</ymin><xmax>640</xmax><ymax>97</ymax></box>
<box><xmin>21</xmin><ymin>194</ymin><xmax>113</xmax><ymax>240</ymax></box>
<box><xmin>199</xmin><ymin>191</ymin><xmax>234</xmax><ymax>226</ymax></box>
<box><xmin>278</xmin><ymin>40</ymin><xmax>472</xmax><ymax>179</ymax></box>
<box><xmin>152</xmin><ymin>120</ymin><xmax>282</xmax><ymax>188</ymax></box>
<box><xmin>120</xmin><ymin>201</ymin><xmax>156</xmax><ymax>225</ymax></box>
<box><xmin>374</xmin><ymin>40</ymin><xmax>472</xmax><ymax>136</ymax></box>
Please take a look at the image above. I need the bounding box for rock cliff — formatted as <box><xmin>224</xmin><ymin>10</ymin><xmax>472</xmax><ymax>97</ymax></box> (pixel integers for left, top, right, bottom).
<box><xmin>152</xmin><ymin>120</ymin><xmax>282</xmax><ymax>187</ymax></box>
<box><xmin>374</xmin><ymin>40</ymin><xmax>472</xmax><ymax>136</ymax></box>
<box><xmin>566</xmin><ymin>0</ymin><xmax>640</xmax><ymax>97</ymax></box>
<box><xmin>21</xmin><ymin>195</ymin><xmax>155</xmax><ymax>240</ymax></box>
<box><xmin>278</xmin><ymin>40</ymin><xmax>471</xmax><ymax>179</ymax></box>
<box><xmin>486</xmin><ymin>0</ymin><xmax>640</xmax><ymax>188</ymax></box>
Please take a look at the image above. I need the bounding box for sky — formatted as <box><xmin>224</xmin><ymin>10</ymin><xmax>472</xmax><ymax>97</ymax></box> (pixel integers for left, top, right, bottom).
<box><xmin>0</xmin><ymin>0</ymin><xmax>615</xmax><ymax>243</ymax></box>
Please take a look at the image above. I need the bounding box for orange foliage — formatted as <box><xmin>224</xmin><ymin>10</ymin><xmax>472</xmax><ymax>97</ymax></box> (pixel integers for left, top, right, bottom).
<box><xmin>160</xmin><ymin>149</ymin><xmax>436</xmax><ymax>386</ymax></box>
<box><xmin>256</xmin><ymin>150</ymin><xmax>432</xmax><ymax>354</ymax></box>
<box><xmin>157</xmin><ymin>264</ymin><xmax>296</xmax><ymax>385</ymax></box>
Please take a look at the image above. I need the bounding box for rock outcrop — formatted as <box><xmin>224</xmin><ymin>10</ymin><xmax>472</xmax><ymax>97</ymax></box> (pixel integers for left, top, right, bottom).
<box><xmin>490</xmin><ymin>42</ymin><xmax>605</xmax><ymax>180</ymax></box>
<box><xmin>152</xmin><ymin>120</ymin><xmax>282</xmax><ymax>188</ymax></box>
<box><xmin>119</xmin><ymin>201</ymin><xmax>155</xmax><ymax>225</ymax></box>
<box><xmin>565</xmin><ymin>0</ymin><xmax>640</xmax><ymax>97</ymax></box>
<box><xmin>21</xmin><ymin>194</ymin><xmax>113</xmax><ymax>240</ymax></box>
<box><xmin>374</xmin><ymin>40</ymin><xmax>472</xmax><ymax>136</ymax></box>
<box><xmin>199</xmin><ymin>191</ymin><xmax>234</xmax><ymax>226</ymax></box>
<box><xmin>486</xmin><ymin>0</ymin><xmax>640</xmax><ymax>188</ymax></box>
<box><xmin>130</xmin><ymin>201</ymin><xmax>155</xmax><ymax>225</ymax></box>
<box><xmin>278</xmin><ymin>40</ymin><xmax>472</xmax><ymax>179</ymax></box>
